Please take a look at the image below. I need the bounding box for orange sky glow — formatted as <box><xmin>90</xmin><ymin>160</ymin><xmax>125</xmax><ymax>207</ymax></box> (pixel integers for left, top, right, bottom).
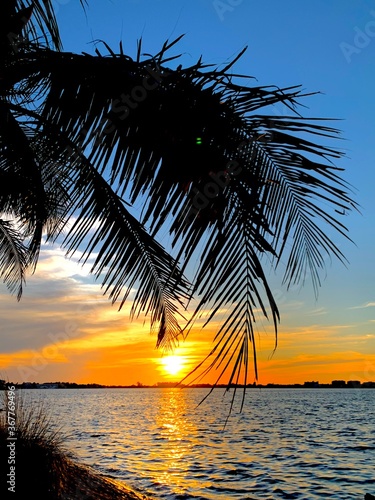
<box><xmin>1</xmin><ymin>249</ymin><xmax>374</xmax><ymax>387</ymax></box>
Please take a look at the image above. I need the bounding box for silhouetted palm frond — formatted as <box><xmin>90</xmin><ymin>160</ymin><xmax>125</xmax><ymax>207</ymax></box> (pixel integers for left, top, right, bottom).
<box><xmin>0</xmin><ymin>218</ymin><xmax>28</xmax><ymax>300</ymax></box>
<box><xmin>1</xmin><ymin>99</ymin><xmax>191</xmax><ymax>347</ymax></box>
<box><xmin>61</xmin><ymin>145</ymin><xmax>191</xmax><ymax>349</ymax></box>
<box><xmin>0</xmin><ymin>101</ymin><xmax>70</xmax><ymax>268</ymax></box>
<box><xmin>0</xmin><ymin>1</ymin><xmax>357</xmax><ymax>386</ymax></box>
<box><xmin>1</xmin><ymin>0</ymin><xmax>87</xmax><ymax>54</ymax></box>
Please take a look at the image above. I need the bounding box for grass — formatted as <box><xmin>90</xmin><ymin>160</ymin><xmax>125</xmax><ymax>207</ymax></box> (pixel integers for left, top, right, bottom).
<box><xmin>0</xmin><ymin>390</ymin><xmax>152</xmax><ymax>499</ymax></box>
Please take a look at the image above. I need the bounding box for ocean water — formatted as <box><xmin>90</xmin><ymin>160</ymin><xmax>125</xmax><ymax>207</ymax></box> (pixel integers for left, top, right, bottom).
<box><xmin>22</xmin><ymin>388</ymin><xmax>374</xmax><ymax>499</ymax></box>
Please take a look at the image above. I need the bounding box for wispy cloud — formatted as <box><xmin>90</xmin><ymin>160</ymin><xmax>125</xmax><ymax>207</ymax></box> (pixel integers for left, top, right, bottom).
<box><xmin>308</xmin><ymin>307</ymin><xmax>328</xmax><ymax>316</ymax></box>
<box><xmin>350</xmin><ymin>302</ymin><xmax>375</xmax><ymax>310</ymax></box>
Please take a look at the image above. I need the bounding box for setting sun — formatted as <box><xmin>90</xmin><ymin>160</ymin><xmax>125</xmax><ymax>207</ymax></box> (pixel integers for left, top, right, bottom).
<box><xmin>161</xmin><ymin>355</ymin><xmax>185</xmax><ymax>376</ymax></box>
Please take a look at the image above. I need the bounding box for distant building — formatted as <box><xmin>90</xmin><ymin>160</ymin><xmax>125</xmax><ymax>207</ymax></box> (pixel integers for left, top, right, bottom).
<box><xmin>362</xmin><ymin>381</ymin><xmax>375</xmax><ymax>388</ymax></box>
<box><xmin>21</xmin><ymin>382</ymin><xmax>38</xmax><ymax>389</ymax></box>
<box><xmin>303</xmin><ymin>381</ymin><xmax>319</xmax><ymax>388</ymax></box>
<box><xmin>331</xmin><ymin>380</ymin><xmax>346</xmax><ymax>388</ymax></box>
<box><xmin>347</xmin><ymin>380</ymin><xmax>361</xmax><ymax>388</ymax></box>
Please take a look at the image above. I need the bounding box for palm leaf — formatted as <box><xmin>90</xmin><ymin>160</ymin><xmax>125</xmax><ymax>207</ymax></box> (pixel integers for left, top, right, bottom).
<box><xmin>0</xmin><ymin>218</ymin><xmax>28</xmax><ymax>300</ymax></box>
<box><xmin>33</xmin><ymin>43</ymin><xmax>355</xmax><ymax>372</ymax></box>
<box><xmin>1</xmin><ymin>26</ymin><xmax>357</xmax><ymax>386</ymax></box>
<box><xmin>0</xmin><ymin>101</ymin><xmax>70</xmax><ymax>266</ymax></box>
<box><xmin>243</xmin><ymin>116</ymin><xmax>355</xmax><ymax>294</ymax></box>
<box><xmin>1</xmin><ymin>1</ymin><xmax>87</xmax><ymax>52</ymax></box>
<box><xmin>61</xmin><ymin>144</ymin><xmax>191</xmax><ymax>349</ymax></box>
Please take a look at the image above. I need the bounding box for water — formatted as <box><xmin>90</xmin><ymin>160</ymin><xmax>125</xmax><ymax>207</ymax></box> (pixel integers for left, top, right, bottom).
<box><xmin>21</xmin><ymin>388</ymin><xmax>375</xmax><ymax>499</ymax></box>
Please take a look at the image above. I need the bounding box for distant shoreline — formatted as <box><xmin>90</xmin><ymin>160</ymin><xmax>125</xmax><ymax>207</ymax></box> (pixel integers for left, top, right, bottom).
<box><xmin>2</xmin><ymin>380</ymin><xmax>375</xmax><ymax>390</ymax></box>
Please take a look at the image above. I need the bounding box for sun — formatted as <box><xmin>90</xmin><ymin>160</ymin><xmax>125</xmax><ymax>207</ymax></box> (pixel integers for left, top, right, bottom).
<box><xmin>162</xmin><ymin>355</ymin><xmax>184</xmax><ymax>376</ymax></box>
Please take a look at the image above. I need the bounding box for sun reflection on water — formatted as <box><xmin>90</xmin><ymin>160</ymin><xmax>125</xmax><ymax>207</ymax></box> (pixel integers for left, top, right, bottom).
<box><xmin>150</xmin><ymin>389</ymin><xmax>199</xmax><ymax>493</ymax></box>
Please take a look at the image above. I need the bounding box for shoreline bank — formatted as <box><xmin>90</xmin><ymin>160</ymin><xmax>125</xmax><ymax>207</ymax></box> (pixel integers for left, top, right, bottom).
<box><xmin>54</xmin><ymin>459</ymin><xmax>154</xmax><ymax>500</ymax></box>
<box><xmin>1</xmin><ymin>392</ymin><xmax>154</xmax><ymax>499</ymax></box>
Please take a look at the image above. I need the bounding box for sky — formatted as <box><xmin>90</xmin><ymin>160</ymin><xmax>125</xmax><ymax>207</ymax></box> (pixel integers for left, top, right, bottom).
<box><xmin>1</xmin><ymin>0</ymin><xmax>374</xmax><ymax>386</ymax></box>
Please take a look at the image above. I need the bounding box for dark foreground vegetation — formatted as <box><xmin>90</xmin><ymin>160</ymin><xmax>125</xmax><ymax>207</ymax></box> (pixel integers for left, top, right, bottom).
<box><xmin>0</xmin><ymin>393</ymin><xmax>152</xmax><ymax>499</ymax></box>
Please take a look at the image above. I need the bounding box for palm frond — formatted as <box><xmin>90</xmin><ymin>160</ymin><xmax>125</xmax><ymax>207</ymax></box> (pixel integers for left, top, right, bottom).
<box><xmin>23</xmin><ymin>0</ymin><xmax>62</xmax><ymax>50</ymax></box>
<box><xmin>1</xmin><ymin>31</ymin><xmax>357</xmax><ymax>386</ymax></box>
<box><xmin>0</xmin><ymin>101</ymin><xmax>70</xmax><ymax>267</ymax></box>
<box><xmin>243</xmin><ymin>116</ymin><xmax>355</xmax><ymax>294</ymax></box>
<box><xmin>1</xmin><ymin>1</ymin><xmax>56</xmax><ymax>56</ymax></box>
<box><xmin>61</xmin><ymin>146</ymin><xmax>191</xmax><ymax>349</ymax></box>
<box><xmin>2</xmin><ymin>95</ymin><xmax>191</xmax><ymax>346</ymax></box>
<box><xmin>29</xmin><ymin>43</ymin><xmax>355</xmax><ymax>370</ymax></box>
<box><xmin>175</xmin><ymin>118</ymin><xmax>354</xmax><ymax>384</ymax></box>
<box><xmin>36</xmin><ymin>107</ymin><xmax>191</xmax><ymax>347</ymax></box>
<box><xmin>0</xmin><ymin>218</ymin><xmax>28</xmax><ymax>300</ymax></box>
<box><xmin>1</xmin><ymin>1</ymin><xmax>87</xmax><ymax>52</ymax></box>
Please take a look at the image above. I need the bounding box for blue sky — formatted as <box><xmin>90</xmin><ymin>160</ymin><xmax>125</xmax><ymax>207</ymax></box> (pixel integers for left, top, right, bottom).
<box><xmin>0</xmin><ymin>0</ymin><xmax>374</xmax><ymax>385</ymax></box>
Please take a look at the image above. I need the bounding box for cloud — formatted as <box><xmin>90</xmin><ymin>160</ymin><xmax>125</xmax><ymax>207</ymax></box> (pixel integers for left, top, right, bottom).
<box><xmin>0</xmin><ymin>245</ymin><xmax>133</xmax><ymax>357</ymax></box>
<box><xmin>350</xmin><ymin>302</ymin><xmax>375</xmax><ymax>310</ymax></box>
<box><xmin>308</xmin><ymin>307</ymin><xmax>328</xmax><ymax>316</ymax></box>
<box><xmin>284</xmin><ymin>301</ymin><xmax>305</xmax><ymax>310</ymax></box>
